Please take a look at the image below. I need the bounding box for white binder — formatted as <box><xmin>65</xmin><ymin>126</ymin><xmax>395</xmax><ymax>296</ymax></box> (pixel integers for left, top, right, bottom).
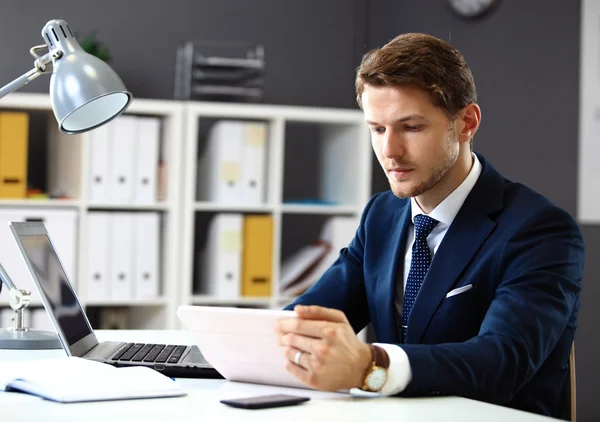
<box><xmin>197</xmin><ymin>121</ymin><xmax>244</xmax><ymax>204</ymax></box>
<box><xmin>87</xmin><ymin>124</ymin><xmax>111</xmax><ymax>203</ymax></box>
<box><xmin>133</xmin><ymin>213</ymin><xmax>160</xmax><ymax>299</ymax></box>
<box><xmin>321</xmin><ymin>216</ymin><xmax>359</xmax><ymax>251</ymax></box>
<box><xmin>198</xmin><ymin>213</ymin><xmax>243</xmax><ymax>298</ymax></box>
<box><xmin>242</xmin><ymin>122</ymin><xmax>267</xmax><ymax>205</ymax></box>
<box><xmin>0</xmin><ymin>209</ymin><xmax>77</xmax><ymax>307</ymax></box>
<box><xmin>108</xmin><ymin>116</ymin><xmax>137</xmax><ymax>204</ymax></box>
<box><xmin>133</xmin><ymin>117</ymin><xmax>160</xmax><ymax>204</ymax></box>
<box><xmin>110</xmin><ymin>213</ymin><xmax>134</xmax><ymax>301</ymax></box>
<box><xmin>309</xmin><ymin>216</ymin><xmax>358</xmax><ymax>277</ymax></box>
<box><xmin>86</xmin><ymin>213</ymin><xmax>111</xmax><ymax>301</ymax></box>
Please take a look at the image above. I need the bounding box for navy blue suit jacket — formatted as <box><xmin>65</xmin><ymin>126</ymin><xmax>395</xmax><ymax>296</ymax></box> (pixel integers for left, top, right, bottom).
<box><xmin>286</xmin><ymin>154</ymin><xmax>584</xmax><ymax>419</ymax></box>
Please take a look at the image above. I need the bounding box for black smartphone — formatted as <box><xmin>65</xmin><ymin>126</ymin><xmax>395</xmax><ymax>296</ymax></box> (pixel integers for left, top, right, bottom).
<box><xmin>220</xmin><ymin>394</ymin><xmax>310</xmax><ymax>409</ymax></box>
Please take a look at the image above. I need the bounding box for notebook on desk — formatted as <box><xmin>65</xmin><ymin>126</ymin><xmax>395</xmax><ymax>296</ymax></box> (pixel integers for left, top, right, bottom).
<box><xmin>9</xmin><ymin>221</ymin><xmax>220</xmax><ymax>379</ymax></box>
<box><xmin>0</xmin><ymin>356</ymin><xmax>186</xmax><ymax>403</ymax></box>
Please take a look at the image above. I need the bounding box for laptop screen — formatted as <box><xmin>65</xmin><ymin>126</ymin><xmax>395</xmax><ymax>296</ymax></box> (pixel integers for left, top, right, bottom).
<box><xmin>16</xmin><ymin>233</ymin><xmax>93</xmax><ymax>346</ymax></box>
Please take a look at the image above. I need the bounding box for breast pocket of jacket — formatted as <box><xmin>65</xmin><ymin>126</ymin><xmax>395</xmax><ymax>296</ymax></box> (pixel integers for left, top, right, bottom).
<box><xmin>430</xmin><ymin>284</ymin><xmax>480</xmax><ymax>342</ymax></box>
<box><xmin>445</xmin><ymin>284</ymin><xmax>473</xmax><ymax>299</ymax></box>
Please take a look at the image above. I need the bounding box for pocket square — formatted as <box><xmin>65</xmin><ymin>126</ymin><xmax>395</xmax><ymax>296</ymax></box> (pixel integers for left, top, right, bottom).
<box><xmin>445</xmin><ymin>284</ymin><xmax>473</xmax><ymax>298</ymax></box>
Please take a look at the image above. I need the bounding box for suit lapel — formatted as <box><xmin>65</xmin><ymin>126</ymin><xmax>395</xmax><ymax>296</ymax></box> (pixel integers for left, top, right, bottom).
<box><xmin>406</xmin><ymin>154</ymin><xmax>504</xmax><ymax>343</ymax></box>
<box><xmin>376</xmin><ymin>203</ymin><xmax>411</xmax><ymax>344</ymax></box>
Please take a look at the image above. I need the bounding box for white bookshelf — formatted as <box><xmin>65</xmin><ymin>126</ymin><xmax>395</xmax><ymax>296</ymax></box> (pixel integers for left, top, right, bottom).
<box><xmin>84</xmin><ymin>299</ymin><xmax>169</xmax><ymax>307</ymax></box>
<box><xmin>179</xmin><ymin>101</ymin><xmax>372</xmax><ymax>312</ymax></box>
<box><xmin>0</xmin><ymin>93</ymin><xmax>372</xmax><ymax>330</ymax></box>
<box><xmin>193</xmin><ymin>201</ymin><xmax>275</xmax><ymax>213</ymax></box>
<box><xmin>0</xmin><ymin>93</ymin><xmax>183</xmax><ymax>329</ymax></box>
<box><xmin>279</xmin><ymin>204</ymin><xmax>361</xmax><ymax>215</ymax></box>
<box><xmin>0</xmin><ymin>199</ymin><xmax>81</xmax><ymax>208</ymax></box>
<box><xmin>190</xmin><ymin>295</ymin><xmax>273</xmax><ymax>307</ymax></box>
<box><xmin>87</xmin><ymin>203</ymin><xmax>170</xmax><ymax>211</ymax></box>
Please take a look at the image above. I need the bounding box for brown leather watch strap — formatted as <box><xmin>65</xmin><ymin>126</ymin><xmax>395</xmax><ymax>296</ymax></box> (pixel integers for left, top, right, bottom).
<box><xmin>371</xmin><ymin>344</ymin><xmax>390</xmax><ymax>369</ymax></box>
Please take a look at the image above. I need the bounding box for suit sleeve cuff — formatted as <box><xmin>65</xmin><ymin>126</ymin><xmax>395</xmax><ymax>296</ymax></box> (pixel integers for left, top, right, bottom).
<box><xmin>373</xmin><ymin>343</ymin><xmax>412</xmax><ymax>395</ymax></box>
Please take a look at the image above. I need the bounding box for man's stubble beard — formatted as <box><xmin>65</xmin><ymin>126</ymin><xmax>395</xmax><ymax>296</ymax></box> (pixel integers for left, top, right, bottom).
<box><xmin>390</xmin><ymin>128</ymin><xmax>459</xmax><ymax>199</ymax></box>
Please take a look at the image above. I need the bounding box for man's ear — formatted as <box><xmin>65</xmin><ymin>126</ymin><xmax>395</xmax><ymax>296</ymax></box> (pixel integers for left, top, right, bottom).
<box><xmin>458</xmin><ymin>103</ymin><xmax>481</xmax><ymax>143</ymax></box>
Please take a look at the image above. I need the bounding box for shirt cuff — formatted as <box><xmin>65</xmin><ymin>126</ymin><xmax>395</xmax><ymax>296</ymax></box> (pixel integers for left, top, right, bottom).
<box><xmin>373</xmin><ymin>343</ymin><xmax>412</xmax><ymax>395</ymax></box>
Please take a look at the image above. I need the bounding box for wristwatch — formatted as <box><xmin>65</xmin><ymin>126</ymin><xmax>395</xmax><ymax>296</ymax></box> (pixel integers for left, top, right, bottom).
<box><xmin>361</xmin><ymin>344</ymin><xmax>390</xmax><ymax>392</ymax></box>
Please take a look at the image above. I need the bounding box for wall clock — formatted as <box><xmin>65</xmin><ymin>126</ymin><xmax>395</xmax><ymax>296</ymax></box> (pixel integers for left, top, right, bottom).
<box><xmin>448</xmin><ymin>0</ymin><xmax>499</xmax><ymax>19</ymax></box>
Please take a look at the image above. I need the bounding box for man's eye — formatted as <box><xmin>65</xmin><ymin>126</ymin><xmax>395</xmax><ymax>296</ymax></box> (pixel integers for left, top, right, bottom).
<box><xmin>405</xmin><ymin>125</ymin><xmax>423</xmax><ymax>132</ymax></box>
<box><xmin>371</xmin><ymin>127</ymin><xmax>385</xmax><ymax>134</ymax></box>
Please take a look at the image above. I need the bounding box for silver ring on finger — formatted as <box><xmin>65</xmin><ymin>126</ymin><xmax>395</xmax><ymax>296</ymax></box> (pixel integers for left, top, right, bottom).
<box><xmin>294</xmin><ymin>350</ymin><xmax>304</xmax><ymax>366</ymax></box>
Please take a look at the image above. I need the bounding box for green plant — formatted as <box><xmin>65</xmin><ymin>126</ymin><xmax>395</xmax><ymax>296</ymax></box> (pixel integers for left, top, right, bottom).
<box><xmin>79</xmin><ymin>32</ymin><xmax>111</xmax><ymax>62</ymax></box>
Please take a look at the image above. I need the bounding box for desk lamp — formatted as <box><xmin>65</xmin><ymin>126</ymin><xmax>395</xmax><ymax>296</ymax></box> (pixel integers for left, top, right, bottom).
<box><xmin>0</xmin><ymin>19</ymin><xmax>132</xmax><ymax>349</ymax></box>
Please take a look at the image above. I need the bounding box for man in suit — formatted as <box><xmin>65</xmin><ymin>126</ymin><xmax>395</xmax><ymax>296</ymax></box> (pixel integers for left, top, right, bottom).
<box><xmin>276</xmin><ymin>33</ymin><xmax>584</xmax><ymax>420</ymax></box>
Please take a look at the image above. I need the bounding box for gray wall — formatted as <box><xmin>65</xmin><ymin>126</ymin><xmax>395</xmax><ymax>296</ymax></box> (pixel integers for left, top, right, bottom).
<box><xmin>0</xmin><ymin>0</ymin><xmax>362</xmax><ymax>108</ymax></box>
<box><xmin>1</xmin><ymin>0</ymin><xmax>597</xmax><ymax>419</ymax></box>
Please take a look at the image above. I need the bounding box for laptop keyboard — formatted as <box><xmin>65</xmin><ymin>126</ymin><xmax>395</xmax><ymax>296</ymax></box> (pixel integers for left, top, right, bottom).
<box><xmin>110</xmin><ymin>343</ymin><xmax>187</xmax><ymax>364</ymax></box>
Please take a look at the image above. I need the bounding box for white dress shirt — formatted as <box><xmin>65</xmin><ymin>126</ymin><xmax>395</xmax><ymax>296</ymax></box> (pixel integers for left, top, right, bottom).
<box><xmin>373</xmin><ymin>153</ymin><xmax>482</xmax><ymax>395</ymax></box>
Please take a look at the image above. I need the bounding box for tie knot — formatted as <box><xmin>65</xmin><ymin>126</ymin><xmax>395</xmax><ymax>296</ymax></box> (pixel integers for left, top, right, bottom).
<box><xmin>414</xmin><ymin>214</ymin><xmax>438</xmax><ymax>240</ymax></box>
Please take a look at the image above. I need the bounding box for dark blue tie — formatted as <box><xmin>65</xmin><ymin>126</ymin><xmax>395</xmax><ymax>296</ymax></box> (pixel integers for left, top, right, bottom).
<box><xmin>401</xmin><ymin>214</ymin><xmax>439</xmax><ymax>342</ymax></box>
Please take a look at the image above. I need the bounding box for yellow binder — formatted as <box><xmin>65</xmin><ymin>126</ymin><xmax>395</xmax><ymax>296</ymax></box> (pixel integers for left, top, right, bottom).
<box><xmin>242</xmin><ymin>215</ymin><xmax>273</xmax><ymax>297</ymax></box>
<box><xmin>0</xmin><ymin>112</ymin><xmax>29</xmax><ymax>198</ymax></box>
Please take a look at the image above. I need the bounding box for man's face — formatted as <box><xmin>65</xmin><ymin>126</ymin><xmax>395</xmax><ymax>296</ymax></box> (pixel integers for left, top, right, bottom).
<box><xmin>362</xmin><ymin>84</ymin><xmax>460</xmax><ymax>199</ymax></box>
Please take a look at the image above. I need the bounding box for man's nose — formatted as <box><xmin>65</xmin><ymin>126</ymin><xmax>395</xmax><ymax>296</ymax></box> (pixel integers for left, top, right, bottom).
<box><xmin>382</xmin><ymin>132</ymin><xmax>404</xmax><ymax>159</ymax></box>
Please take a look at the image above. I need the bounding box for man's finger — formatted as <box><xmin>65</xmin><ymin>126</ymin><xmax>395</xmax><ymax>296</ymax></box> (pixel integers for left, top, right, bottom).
<box><xmin>283</xmin><ymin>346</ymin><xmax>311</xmax><ymax>369</ymax></box>
<box><xmin>279</xmin><ymin>332</ymin><xmax>317</xmax><ymax>354</ymax></box>
<box><xmin>294</xmin><ymin>305</ymin><xmax>348</xmax><ymax>323</ymax></box>
<box><xmin>284</xmin><ymin>359</ymin><xmax>313</xmax><ymax>387</ymax></box>
<box><xmin>276</xmin><ymin>317</ymin><xmax>335</xmax><ymax>338</ymax></box>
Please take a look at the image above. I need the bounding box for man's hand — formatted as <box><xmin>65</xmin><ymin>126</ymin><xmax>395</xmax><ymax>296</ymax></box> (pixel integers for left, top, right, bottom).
<box><xmin>275</xmin><ymin>305</ymin><xmax>372</xmax><ymax>391</ymax></box>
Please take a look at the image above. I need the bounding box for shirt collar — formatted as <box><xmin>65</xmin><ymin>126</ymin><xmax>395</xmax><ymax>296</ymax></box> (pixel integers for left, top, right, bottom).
<box><xmin>410</xmin><ymin>153</ymin><xmax>482</xmax><ymax>227</ymax></box>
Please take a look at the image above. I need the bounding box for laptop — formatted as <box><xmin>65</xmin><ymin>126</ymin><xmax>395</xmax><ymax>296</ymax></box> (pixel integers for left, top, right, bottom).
<box><xmin>9</xmin><ymin>221</ymin><xmax>221</xmax><ymax>379</ymax></box>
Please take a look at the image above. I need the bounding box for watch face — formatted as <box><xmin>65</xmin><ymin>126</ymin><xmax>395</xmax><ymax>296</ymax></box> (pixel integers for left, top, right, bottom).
<box><xmin>367</xmin><ymin>367</ymin><xmax>387</xmax><ymax>391</ymax></box>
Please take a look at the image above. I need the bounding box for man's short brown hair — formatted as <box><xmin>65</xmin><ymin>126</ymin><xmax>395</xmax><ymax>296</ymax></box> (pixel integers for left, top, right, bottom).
<box><xmin>355</xmin><ymin>33</ymin><xmax>477</xmax><ymax>120</ymax></box>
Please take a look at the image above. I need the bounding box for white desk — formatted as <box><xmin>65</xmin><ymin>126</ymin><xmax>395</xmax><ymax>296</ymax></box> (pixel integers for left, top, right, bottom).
<box><xmin>0</xmin><ymin>330</ymin><xmax>558</xmax><ymax>422</ymax></box>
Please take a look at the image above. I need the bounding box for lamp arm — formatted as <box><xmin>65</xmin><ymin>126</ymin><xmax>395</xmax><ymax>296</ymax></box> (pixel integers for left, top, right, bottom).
<box><xmin>0</xmin><ymin>67</ymin><xmax>44</xmax><ymax>100</ymax></box>
<box><xmin>0</xmin><ymin>48</ymin><xmax>63</xmax><ymax>100</ymax></box>
<box><xmin>0</xmin><ymin>262</ymin><xmax>17</xmax><ymax>291</ymax></box>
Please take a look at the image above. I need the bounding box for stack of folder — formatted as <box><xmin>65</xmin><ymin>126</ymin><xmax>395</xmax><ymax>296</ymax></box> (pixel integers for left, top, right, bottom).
<box><xmin>86</xmin><ymin>212</ymin><xmax>161</xmax><ymax>302</ymax></box>
<box><xmin>87</xmin><ymin>115</ymin><xmax>162</xmax><ymax>204</ymax></box>
<box><xmin>196</xmin><ymin>213</ymin><xmax>273</xmax><ymax>299</ymax></box>
<box><xmin>197</xmin><ymin>120</ymin><xmax>267</xmax><ymax>205</ymax></box>
<box><xmin>174</xmin><ymin>41</ymin><xmax>264</xmax><ymax>102</ymax></box>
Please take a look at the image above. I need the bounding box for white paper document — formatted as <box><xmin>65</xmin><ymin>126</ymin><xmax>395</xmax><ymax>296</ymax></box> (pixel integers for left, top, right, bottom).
<box><xmin>177</xmin><ymin>306</ymin><xmax>306</xmax><ymax>389</ymax></box>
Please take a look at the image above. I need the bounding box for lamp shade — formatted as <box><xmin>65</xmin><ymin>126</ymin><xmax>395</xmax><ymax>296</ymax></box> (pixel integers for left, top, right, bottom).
<box><xmin>42</xmin><ymin>20</ymin><xmax>132</xmax><ymax>134</ymax></box>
